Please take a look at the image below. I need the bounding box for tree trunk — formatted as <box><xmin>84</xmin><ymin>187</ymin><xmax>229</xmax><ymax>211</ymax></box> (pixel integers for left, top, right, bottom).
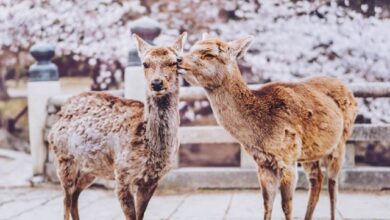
<box><xmin>350</xmin><ymin>0</ymin><xmax>363</xmax><ymax>13</ymax></box>
<box><xmin>0</xmin><ymin>73</ymin><xmax>9</xmax><ymax>100</ymax></box>
<box><xmin>365</xmin><ymin>0</ymin><xmax>376</xmax><ymax>17</ymax></box>
<box><xmin>0</xmin><ymin>128</ymin><xmax>30</xmax><ymax>153</ymax></box>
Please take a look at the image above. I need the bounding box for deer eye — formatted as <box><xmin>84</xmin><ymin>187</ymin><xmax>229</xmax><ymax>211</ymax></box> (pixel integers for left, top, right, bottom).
<box><xmin>168</xmin><ymin>62</ymin><xmax>177</xmax><ymax>67</ymax></box>
<box><xmin>203</xmin><ymin>54</ymin><xmax>216</xmax><ymax>59</ymax></box>
<box><xmin>143</xmin><ymin>63</ymin><xmax>150</xmax><ymax>68</ymax></box>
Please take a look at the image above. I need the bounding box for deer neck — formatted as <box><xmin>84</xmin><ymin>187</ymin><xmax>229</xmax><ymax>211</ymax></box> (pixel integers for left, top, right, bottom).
<box><xmin>206</xmin><ymin>66</ymin><xmax>262</xmax><ymax>111</ymax></box>
<box><xmin>144</xmin><ymin>89</ymin><xmax>179</xmax><ymax>156</ymax></box>
<box><xmin>204</xmin><ymin>67</ymin><xmax>268</xmax><ymax>140</ymax></box>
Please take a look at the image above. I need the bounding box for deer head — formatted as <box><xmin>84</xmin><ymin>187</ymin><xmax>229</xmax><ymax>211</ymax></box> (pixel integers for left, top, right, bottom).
<box><xmin>178</xmin><ymin>36</ymin><xmax>253</xmax><ymax>90</ymax></box>
<box><xmin>133</xmin><ymin>32</ymin><xmax>187</xmax><ymax>97</ymax></box>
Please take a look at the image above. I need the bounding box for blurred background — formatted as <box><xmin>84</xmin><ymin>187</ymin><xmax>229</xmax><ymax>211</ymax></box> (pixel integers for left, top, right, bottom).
<box><xmin>0</xmin><ymin>0</ymin><xmax>389</xmax><ymax>169</ymax></box>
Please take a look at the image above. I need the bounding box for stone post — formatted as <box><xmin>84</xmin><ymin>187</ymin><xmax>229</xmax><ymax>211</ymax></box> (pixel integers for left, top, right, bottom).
<box><xmin>125</xmin><ymin>17</ymin><xmax>162</xmax><ymax>101</ymax></box>
<box><xmin>344</xmin><ymin>142</ymin><xmax>355</xmax><ymax>168</ymax></box>
<box><xmin>240</xmin><ymin>146</ymin><xmax>256</xmax><ymax>169</ymax></box>
<box><xmin>28</xmin><ymin>42</ymin><xmax>61</xmax><ymax>175</ymax></box>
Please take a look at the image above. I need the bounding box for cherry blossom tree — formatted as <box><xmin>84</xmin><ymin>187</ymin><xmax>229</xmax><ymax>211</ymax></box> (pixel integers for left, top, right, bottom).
<box><xmin>1</xmin><ymin>0</ymin><xmax>389</xmax><ymax>122</ymax></box>
<box><xmin>0</xmin><ymin>0</ymin><xmax>146</xmax><ymax>91</ymax></box>
<box><xmin>148</xmin><ymin>0</ymin><xmax>390</xmax><ymax>123</ymax></box>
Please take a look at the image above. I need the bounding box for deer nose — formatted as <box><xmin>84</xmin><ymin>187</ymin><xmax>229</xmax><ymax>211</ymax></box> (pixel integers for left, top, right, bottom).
<box><xmin>151</xmin><ymin>79</ymin><xmax>164</xmax><ymax>91</ymax></box>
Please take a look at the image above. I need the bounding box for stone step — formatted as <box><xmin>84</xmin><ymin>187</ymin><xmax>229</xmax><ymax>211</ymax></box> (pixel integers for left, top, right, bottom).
<box><xmin>45</xmin><ymin>164</ymin><xmax>390</xmax><ymax>191</ymax></box>
<box><xmin>159</xmin><ymin>167</ymin><xmax>390</xmax><ymax>191</ymax></box>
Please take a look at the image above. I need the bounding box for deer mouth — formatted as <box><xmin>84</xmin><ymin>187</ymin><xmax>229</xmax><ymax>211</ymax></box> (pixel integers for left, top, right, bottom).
<box><xmin>152</xmin><ymin>88</ymin><xmax>168</xmax><ymax>97</ymax></box>
<box><xmin>177</xmin><ymin>65</ymin><xmax>190</xmax><ymax>75</ymax></box>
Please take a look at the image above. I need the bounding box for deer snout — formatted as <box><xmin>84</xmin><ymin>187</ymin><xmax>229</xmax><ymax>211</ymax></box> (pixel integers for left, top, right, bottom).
<box><xmin>151</xmin><ymin>79</ymin><xmax>164</xmax><ymax>91</ymax></box>
<box><xmin>177</xmin><ymin>62</ymin><xmax>190</xmax><ymax>75</ymax></box>
<box><xmin>177</xmin><ymin>68</ymin><xmax>187</xmax><ymax>75</ymax></box>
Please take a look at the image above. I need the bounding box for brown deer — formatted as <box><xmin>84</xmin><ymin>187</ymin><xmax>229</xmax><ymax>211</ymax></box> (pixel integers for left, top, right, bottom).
<box><xmin>178</xmin><ymin>36</ymin><xmax>357</xmax><ymax>220</ymax></box>
<box><xmin>48</xmin><ymin>33</ymin><xmax>187</xmax><ymax>220</ymax></box>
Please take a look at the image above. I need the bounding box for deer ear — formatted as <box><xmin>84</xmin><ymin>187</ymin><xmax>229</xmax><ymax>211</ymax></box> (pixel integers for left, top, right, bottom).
<box><xmin>228</xmin><ymin>35</ymin><xmax>254</xmax><ymax>59</ymax></box>
<box><xmin>132</xmin><ymin>34</ymin><xmax>152</xmax><ymax>57</ymax></box>
<box><xmin>172</xmin><ymin>32</ymin><xmax>187</xmax><ymax>54</ymax></box>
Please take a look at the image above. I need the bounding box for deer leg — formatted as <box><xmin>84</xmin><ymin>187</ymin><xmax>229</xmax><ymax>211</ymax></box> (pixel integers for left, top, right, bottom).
<box><xmin>257</xmin><ymin>165</ymin><xmax>278</xmax><ymax>220</ymax></box>
<box><xmin>135</xmin><ymin>181</ymin><xmax>158</xmax><ymax>220</ymax></box>
<box><xmin>328</xmin><ymin>178</ymin><xmax>338</xmax><ymax>220</ymax></box>
<box><xmin>70</xmin><ymin>173</ymin><xmax>96</xmax><ymax>220</ymax></box>
<box><xmin>327</xmin><ymin>159</ymin><xmax>343</xmax><ymax>220</ymax></box>
<box><xmin>56</xmin><ymin>157</ymin><xmax>78</xmax><ymax>220</ymax></box>
<box><xmin>280</xmin><ymin>164</ymin><xmax>297</xmax><ymax>220</ymax></box>
<box><xmin>302</xmin><ymin>161</ymin><xmax>323</xmax><ymax>220</ymax></box>
<box><xmin>116</xmin><ymin>184</ymin><xmax>136</xmax><ymax>220</ymax></box>
<box><xmin>326</xmin><ymin>143</ymin><xmax>345</xmax><ymax>220</ymax></box>
<box><xmin>63</xmin><ymin>190</ymin><xmax>72</xmax><ymax>220</ymax></box>
<box><xmin>115</xmin><ymin>170</ymin><xmax>136</xmax><ymax>220</ymax></box>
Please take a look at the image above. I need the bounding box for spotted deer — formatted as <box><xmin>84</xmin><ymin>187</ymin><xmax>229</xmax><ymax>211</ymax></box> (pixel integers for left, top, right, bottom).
<box><xmin>48</xmin><ymin>33</ymin><xmax>187</xmax><ymax>220</ymax></box>
<box><xmin>178</xmin><ymin>36</ymin><xmax>357</xmax><ymax>220</ymax></box>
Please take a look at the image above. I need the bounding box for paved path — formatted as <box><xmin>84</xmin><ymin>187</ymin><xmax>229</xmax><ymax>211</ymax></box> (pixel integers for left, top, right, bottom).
<box><xmin>1</xmin><ymin>150</ymin><xmax>390</xmax><ymax>220</ymax></box>
<box><xmin>1</xmin><ymin>185</ymin><xmax>389</xmax><ymax>220</ymax></box>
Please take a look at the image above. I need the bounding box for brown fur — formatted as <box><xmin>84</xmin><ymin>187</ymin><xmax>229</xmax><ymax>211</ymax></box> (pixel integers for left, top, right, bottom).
<box><xmin>48</xmin><ymin>33</ymin><xmax>187</xmax><ymax>220</ymax></box>
<box><xmin>179</xmin><ymin>36</ymin><xmax>358</xmax><ymax>220</ymax></box>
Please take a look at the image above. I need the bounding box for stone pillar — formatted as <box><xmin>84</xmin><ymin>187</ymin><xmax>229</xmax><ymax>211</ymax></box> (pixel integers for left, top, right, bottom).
<box><xmin>28</xmin><ymin>42</ymin><xmax>61</xmax><ymax>175</ymax></box>
<box><xmin>125</xmin><ymin>17</ymin><xmax>162</xmax><ymax>102</ymax></box>
<box><xmin>240</xmin><ymin>145</ymin><xmax>256</xmax><ymax>169</ymax></box>
<box><xmin>344</xmin><ymin>142</ymin><xmax>355</xmax><ymax>168</ymax></box>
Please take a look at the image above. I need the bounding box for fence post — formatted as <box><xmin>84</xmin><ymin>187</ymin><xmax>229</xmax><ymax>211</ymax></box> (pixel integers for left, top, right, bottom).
<box><xmin>344</xmin><ymin>142</ymin><xmax>355</xmax><ymax>167</ymax></box>
<box><xmin>125</xmin><ymin>17</ymin><xmax>161</xmax><ymax>101</ymax></box>
<box><xmin>28</xmin><ymin>42</ymin><xmax>61</xmax><ymax>176</ymax></box>
<box><xmin>240</xmin><ymin>146</ymin><xmax>257</xmax><ymax>169</ymax></box>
